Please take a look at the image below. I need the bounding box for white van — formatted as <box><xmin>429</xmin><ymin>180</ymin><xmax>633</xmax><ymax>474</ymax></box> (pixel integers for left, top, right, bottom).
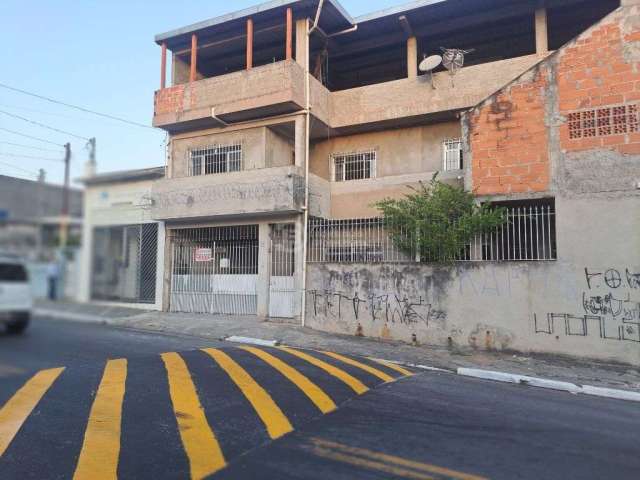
<box><xmin>0</xmin><ymin>255</ymin><xmax>32</xmax><ymax>334</ymax></box>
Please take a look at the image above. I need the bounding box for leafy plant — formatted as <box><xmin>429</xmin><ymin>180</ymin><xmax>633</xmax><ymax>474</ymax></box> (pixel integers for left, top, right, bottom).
<box><xmin>375</xmin><ymin>173</ymin><xmax>506</xmax><ymax>263</ymax></box>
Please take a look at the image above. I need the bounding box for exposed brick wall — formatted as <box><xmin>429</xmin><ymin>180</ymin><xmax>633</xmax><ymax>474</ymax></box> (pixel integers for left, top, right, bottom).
<box><xmin>154</xmin><ymin>85</ymin><xmax>185</xmax><ymax>115</ymax></box>
<box><xmin>468</xmin><ymin>4</ymin><xmax>640</xmax><ymax>196</ymax></box>
<box><xmin>557</xmin><ymin>10</ymin><xmax>640</xmax><ymax>155</ymax></box>
<box><xmin>468</xmin><ymin>67</ymin><xmax>550</xmax><ymax>195</ymax></box>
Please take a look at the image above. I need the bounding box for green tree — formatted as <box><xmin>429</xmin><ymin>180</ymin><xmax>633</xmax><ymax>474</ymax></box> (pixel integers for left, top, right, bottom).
<box><xmin>375</xmin><ymin>174</ymin><xmax>506</xmax><ymax>263</ymax></box>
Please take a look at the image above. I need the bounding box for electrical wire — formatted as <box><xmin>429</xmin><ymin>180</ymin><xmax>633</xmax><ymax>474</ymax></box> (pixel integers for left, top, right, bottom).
<box><xmin>0</xmin><ymin>82</ymin><xmax>156</xmax><ymax>130</ymax></box>
<box><xmin>0</xmin><ymin>127</ymin><xmax>65</xmax><ymax>147</ymax></box>
<box><xmin>0</xmin><ymin>152</ymin><xmax>63</xmax><ymax>163</ymax></box>
<box><xmin>0</xmin><ymin>159</ymin><xmax>39</xmax><ymax>177</ymax></box>
<box><xmin>0</xmin><ymin>141</ymin><xmax>63</xmax><ymax>154</ymax></box>
<box><xmin>0</xmin><ymin>109</ymin><xmax>89</xmax><ymax>141</ymax></box>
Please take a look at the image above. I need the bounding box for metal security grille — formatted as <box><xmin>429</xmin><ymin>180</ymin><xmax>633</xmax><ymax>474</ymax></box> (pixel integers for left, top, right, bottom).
<box><xmin>568</xmin><ymin>104</ymin><xmax>639</xmax><ymax>139</ymax></box>
<box><xmin>443</xmin><ymin>138</ymin><xmax>463</xmax><ymax>171</ymax></box>
<box><xmin>169</xmin><ymin>225</ymin><xmax>258</xmax><ymax>315</ymax></box>
<box><xmin>269</xmin><ymin>223</ymin><xmax>296</xmax><ymax>318</ymax></box>
<box><xmin>188</xmin><ymin>142</ymin><xmax>243</xmax><ymax>177</ymax></box>
<box><xmin>332</xmin><ymin>151</ymin><xmax>376</xmax><ymax>182</ymax></box>
<box><xmin>307</xmin><ymin>200</ymin><xmax>557</xmax><ymax>263</ymax></box>
<box><xmin>91</xmin><ymin>224</ymin><xmax>158</xmax><ymax>304</ymax></box>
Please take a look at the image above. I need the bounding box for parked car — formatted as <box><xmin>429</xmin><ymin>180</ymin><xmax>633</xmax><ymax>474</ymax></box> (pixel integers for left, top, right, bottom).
<box><xmin>0</xmin><ymin>255</ymin><xmax>32</xmax><ymax>334</ymax></box>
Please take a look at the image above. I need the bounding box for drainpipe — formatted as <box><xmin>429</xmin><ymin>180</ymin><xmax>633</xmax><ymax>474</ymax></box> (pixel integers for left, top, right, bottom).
<box><xmin>301</xmin><ymin>1</ymin><xmax>325</xmax><ymax>328</ymax></box>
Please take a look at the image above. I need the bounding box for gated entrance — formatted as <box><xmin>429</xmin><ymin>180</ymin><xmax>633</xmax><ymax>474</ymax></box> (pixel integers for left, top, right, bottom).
<box><xmin>169</xmin><ymin>225</ymin><xmax>258</xmax><ymax>315</ymax></box>
<box><xmin>269</xmin><ymin>223</ymin><xmax>297</xmax><ymax>318</ymax></box>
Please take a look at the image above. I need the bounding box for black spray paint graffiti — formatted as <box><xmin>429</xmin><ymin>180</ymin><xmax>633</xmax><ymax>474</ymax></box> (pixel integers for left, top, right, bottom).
<box><xmin>535</xmin><ymin>267</ymin><xmax>640</xmax><ymax>343</ymax></box>
<box><xmin>307</xmin><ymin>290</ymin><xmax>447</xmax><ymax>327</ymax></box>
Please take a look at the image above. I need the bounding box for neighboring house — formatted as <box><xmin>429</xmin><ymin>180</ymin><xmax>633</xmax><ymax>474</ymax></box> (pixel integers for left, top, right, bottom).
<box><xmin>0</xmin><ymin>175</ymin><xmax>83</xmax><ymax>259</ymax></box>
<box><xmin>77</xmin><ymin>167</ymin><xmax>166</xmax><ymax>310</ymax></box>
<box><xmin>150</xmin><ymin>0</ymin><xmax>620</xmax><ymax>319</ymax></box>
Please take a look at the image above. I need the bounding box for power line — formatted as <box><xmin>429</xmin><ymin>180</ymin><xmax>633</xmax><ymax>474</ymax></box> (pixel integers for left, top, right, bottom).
<box><xmin>0</xmin><ymin>109</ymin><xmax>89</xmax><ymax>141</ymax></box>
<box><xmin>0</xmin><ymin>127</ymin><xmax>65</xmax><ymax>147</ymax></box>
<box><xmin>0</xmin><ymin>159</ymin><xmax>39</xmax><ymax>177</ymax></box>
<box><xmin>0</xmin><ymin>141</ymin><xmax>64</xmax><ymax>154</ymax></box>
<box><xmin>0</xmin><ymin>152</ymin><xmax>63</xmax><ymax>163</ymax></box>
<box><xmin>0</xmin><ymin>82</ymin><xmax>157</xmax><ymax>130</ymax></box>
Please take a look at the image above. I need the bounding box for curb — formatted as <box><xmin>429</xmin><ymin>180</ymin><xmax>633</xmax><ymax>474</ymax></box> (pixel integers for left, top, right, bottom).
<box><xmin>34</xmin><ymin>309</ymin><xmax>113</xmax><ymax>325</ymax></box>
<box><xmin>34</xmin><ymin>310</ymin><xmax>640</xmax><ymax>403</ymax></box>
<box><xmin>456</xmin><ymin>367</ymin><xmax>640</xmax><ymax>403</ymax></box>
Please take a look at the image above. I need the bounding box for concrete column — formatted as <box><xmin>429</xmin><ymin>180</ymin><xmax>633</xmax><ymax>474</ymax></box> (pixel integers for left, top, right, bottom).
<box><xmin>286</xmin><ymin>8</ymin><xmax>293</xmax><ymax>60</ymax></box>
<box><xmin>190</xmin><ymin>34</ymin><xmax>198</xmax><ymax>82</ymax></box>
<box><xmin>246</xmin><ymin>18</ymin><xmax>254</xmax><ymax>70</ymax></box>
<box><xmin>160</xmin><ymin>43</ymin><xmax>167</xmax><ymax>89</ymax></box>
<box><xmin>295</xmin><ymin>19</ymin><xmax>309</xmax><ymax>70</ymax></box>
<box><xmin>293</xmin><ymin>214</ymin><xmax>305</xmax><ymax>321</ymax></box>
<box><xmin>161</xmin><ymin>226</ymin><xmax>173</xmax><ymax>312</ymax></box>
<box><xmin>407</xmin><ymin>36</ymin><xmax>418</xmax><ymax>78</ymax></box>
<box><xmin>294</xmin><ymin>115</ymin><xmax>305</xmax><ymax>168</ymax></box>
<box><xmin>257</xmin><ymin>222</ymin><xmax>271</xmax><ymax>318</ymax></box>
<box><xmin>77</xmin><ymin>202</ymin><xmax>93</xmax><ymax>303</ymax></box>
<box><xmin>535</xmin><ymin>8</ymin><xmax>548</xmax><ymax>55</ymax></box>
<box><xmin>154</xmin><ymin>222</ymin><xmax>166</xmax><ymax>311</ymax></box>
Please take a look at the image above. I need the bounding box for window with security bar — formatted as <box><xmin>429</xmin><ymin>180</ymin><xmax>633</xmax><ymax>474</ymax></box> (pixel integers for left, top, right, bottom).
<box><xmin>443</xmin><ymin>138</ymin><xmax>463</xmax><ymax>171</ymax></box>
<box><xmin>332</xmin><ymin>151</ymin><xmax>376</xmax><ymax>182</ymax></box>
<box><xmin>188</xmin><ymin>143</ymin><xmax>243</xmax><ymax>177</ymax></box>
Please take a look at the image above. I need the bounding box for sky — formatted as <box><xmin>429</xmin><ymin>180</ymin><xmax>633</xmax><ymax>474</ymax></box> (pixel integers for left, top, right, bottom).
<box><xmin>0</xmin><ymin>0</ymin><xmax>402</xmax><ymax>186</ymax></box>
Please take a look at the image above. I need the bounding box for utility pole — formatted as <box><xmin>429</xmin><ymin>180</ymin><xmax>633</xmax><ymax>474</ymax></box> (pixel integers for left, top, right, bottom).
<box><xmin>59</xmin><ymin>142</ymin><xmax>71</xmax><ymax>249</ymax></box>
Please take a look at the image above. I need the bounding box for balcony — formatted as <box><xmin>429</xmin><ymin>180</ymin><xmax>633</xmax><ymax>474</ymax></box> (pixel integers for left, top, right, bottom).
<box><xmin>328</xmin><ymin>54</ymin><xmax>546</xmax><ymax>132</ymax></box>
<box><xmin>150</xmin><ymin>166</ymin><xmax>305</xmax><ymax>221</ymax></box>
<box><xmin>153</xmin><ymin>60</ymin><xmax>306</xmax><ymax>132</ymax></box>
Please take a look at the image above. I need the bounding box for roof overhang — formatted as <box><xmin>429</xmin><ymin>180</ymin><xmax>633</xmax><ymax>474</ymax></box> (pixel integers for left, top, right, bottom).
<box><xmin>155</xmin><ymin>0</ymin><xmax>355</xmax><ymax>51</ymax></box>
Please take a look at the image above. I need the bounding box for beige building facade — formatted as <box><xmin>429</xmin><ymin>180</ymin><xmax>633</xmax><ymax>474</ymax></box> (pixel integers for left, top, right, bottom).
<box><xmin>142</xmin><ymin>0</ymin><xmax>640</xmax><ymax>365</ymax></box>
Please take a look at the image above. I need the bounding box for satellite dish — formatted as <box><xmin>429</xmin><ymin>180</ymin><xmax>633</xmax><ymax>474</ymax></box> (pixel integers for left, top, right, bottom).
<box><xmin>419</xmin><ymin>55</ymin><xmax>442</xmax><ymax>73</ymax></box>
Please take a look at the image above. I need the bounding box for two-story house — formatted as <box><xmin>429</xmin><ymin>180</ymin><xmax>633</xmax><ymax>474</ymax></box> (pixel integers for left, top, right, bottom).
<box><xmin>150</xmin><ymin>0</ymin><xmax>620</xmax><ymax>322</ymax></box>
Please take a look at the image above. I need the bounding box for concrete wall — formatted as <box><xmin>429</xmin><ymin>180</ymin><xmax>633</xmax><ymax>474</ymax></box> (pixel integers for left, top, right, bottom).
<box><xmin>78</xmin><ymin>178</ymin><xmax>164</xmax><ymax>310</ymax></box>
<box><xmin>309</xmin><ymin>122</ymin><xmax>463</xmax><ymax>218</ymax></box>
<box><xmin>306</xmin><ymin>193</ymin><xmax>640</xmax><ymax>365</ymax></box>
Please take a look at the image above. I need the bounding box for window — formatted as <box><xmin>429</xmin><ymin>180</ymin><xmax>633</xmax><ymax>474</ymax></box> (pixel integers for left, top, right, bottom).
<box><xmin>332</xmin><ymin>151</ymin><xmax>376</xmax><ymax>182</ymax></box>
<box><xmin>0</xmin><ymin>263</ymin><xmax>28</xmax><ymax>282</ymax></box>
<box><xmin>189</xmin><ymin>143</ymin><xmax>242</xmax><ymax>176</ymax></box>
<box><xmin>443</xmin><ymin>138</ymin><xmax>463</xmax><ymax>171</ymax></box>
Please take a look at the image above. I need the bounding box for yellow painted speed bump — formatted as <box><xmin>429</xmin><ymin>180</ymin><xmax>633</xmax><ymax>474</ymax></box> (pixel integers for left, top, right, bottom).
<box><xmin>0</xmin><ymin>367</ymin><xmax>64</xmax><ymax>457</ymax></box>
<box><xmin>277</xmin><ymin>347</ymin><xmax>368</xmax><ymax>395</ymax></box>
<box><xmin>241</xmin><ymin>346</ymin><xmax>337</xmax><ymax>414</ymax></box>
<box><xmin>203</xmin><ymin>348</ymin><xmax>293</xmax><ymax>439</ymax></box>
<box><xmin>162</xmin><ymin>352</ymin><xmax>226</xmax><ymax>480</ymax></box>
<box><xmin>74</xmin><ymin>359</ymin><xmax>127</xmax><ymax>480</ymax></box>
<box><xmin>319</xmin><ymin>351</ymin><xmax>395</xmax><ymax>382</ymax></box>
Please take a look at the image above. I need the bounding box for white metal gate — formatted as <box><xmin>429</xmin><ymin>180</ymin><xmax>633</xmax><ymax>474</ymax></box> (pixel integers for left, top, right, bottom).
<box><xmin>269</xmin><ymin>223</ymin><xmax>296</xmax><ymax>318</ymax></box>
<box><xmin>169</xmin><ymin>225</ymin><xmax>258</xmax><ymax>315</ymax></box>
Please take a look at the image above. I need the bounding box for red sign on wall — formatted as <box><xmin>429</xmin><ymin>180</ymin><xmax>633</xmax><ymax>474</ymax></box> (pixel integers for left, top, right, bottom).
<box><xmin>194</xmin><ymin>248</ymin><xmax>213</xmax><ymax>262</ymax></box>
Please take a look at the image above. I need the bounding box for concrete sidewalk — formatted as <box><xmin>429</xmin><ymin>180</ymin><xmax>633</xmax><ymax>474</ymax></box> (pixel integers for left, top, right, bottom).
<box><xmin>35</xmin><ymin>300</ymin><xmax>640</xmax><ymax>395</ymax></box>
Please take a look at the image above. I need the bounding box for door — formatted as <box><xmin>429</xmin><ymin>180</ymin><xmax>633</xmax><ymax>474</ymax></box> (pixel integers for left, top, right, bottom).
<box><xmin>269</xmin><ymin>223</ymin><xmax>296</xmax><ymax>318</ymax></box>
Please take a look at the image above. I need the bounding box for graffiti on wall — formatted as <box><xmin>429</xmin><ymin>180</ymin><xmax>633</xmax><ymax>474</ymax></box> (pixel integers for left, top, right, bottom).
<box><xmin>307</xmin><ymin>290</ymin><xmax>446</xmax><ymax>327</ymax></box>
<box><xmin>534</xmin><ymin>267</ymin><xmax>640</xmax><ymax>343</ymax></box>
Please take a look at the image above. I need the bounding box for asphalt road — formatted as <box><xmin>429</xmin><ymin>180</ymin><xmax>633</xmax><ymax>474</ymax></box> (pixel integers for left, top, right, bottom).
<box><xmin>0</xmin><ymin>316</ymin><xmax>639</xmax><ymax>480</ymax></box>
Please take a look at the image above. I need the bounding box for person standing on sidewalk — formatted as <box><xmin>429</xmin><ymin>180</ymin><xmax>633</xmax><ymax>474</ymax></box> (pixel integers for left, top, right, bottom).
<box><xmin>47</xmin><ymin>261</ymin><xmax>60</xmax><ymax>301</ymax></box>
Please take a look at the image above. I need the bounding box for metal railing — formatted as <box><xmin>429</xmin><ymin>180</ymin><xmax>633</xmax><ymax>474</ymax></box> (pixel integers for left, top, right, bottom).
<box><xmin>307</xmin><ymin>202</ymin><xmax>557</xmax><ymax>264</ymax></box>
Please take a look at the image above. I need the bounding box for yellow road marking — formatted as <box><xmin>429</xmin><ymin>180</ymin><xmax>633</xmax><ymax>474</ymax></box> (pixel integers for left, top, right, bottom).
<box><xmin>309</xmin><ymin>438</ymin><xmax>487</xmax><ymax>480</ymax></box>
<box><xmin>202</xmin><ymin>348</ymin><xmax>293</xmax><ymax>439</ymax></box>
<box><xmin>162</xmin><ymin>352</ymin><xmax>226</xmax><ymax>480</ymax></box>
<box><xmin>277</xmin><ymin>347</ymin><xmax>368</xmax><ymax>395</ymax></box>
<box><xmin>368</xmin><ymin>357</ymin><xmax>414</xmax><ymax>377</ymax></box>
<box><xmin>0</xmin><ymin>367</ymin><xmax>64</xmax><ymax>456</ymax></box>
<box><xmin>73</xmin><ymin>359</ymin><xmax>127</xmax><ymax>480</ymax></box>
<box><xmin>319</xmin><ymin>351</ymin><xmax>395</xmax><ymax>382</ymax></box>
<box><xmin>240</xmin><ymin>347</ymin><xmax>337</xmax><ymax>414</ymax></box>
